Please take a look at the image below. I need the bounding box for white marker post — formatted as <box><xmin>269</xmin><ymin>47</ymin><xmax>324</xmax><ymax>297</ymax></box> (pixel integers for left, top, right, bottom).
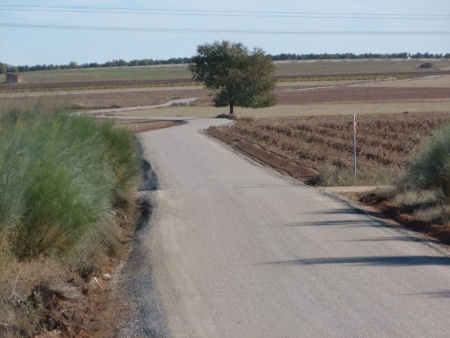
<box><xmin>353</xmin><ymin>114</ymin><xmax>357</xmax><ymax>182</ymax></box>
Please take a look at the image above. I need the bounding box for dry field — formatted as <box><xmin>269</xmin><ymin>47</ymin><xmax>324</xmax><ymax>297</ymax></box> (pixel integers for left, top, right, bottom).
<box><xmin>2</xmin><ymin>76</ymin><xmax>449</xmax><ymax>116</ymax></box>
<box><xmin>208</xmin><ymin>112</ymin><xmax>450</xmax><ymax>185</ymax></box>
<box><xmin>4</xmin><ymin>58</ymin><xmax>448</xmax><ymax>85</ymax></box>
<box><xmin>1</xmin><ymin>60</ymin><xmax>449</xmax><ymax>120</ymax></box>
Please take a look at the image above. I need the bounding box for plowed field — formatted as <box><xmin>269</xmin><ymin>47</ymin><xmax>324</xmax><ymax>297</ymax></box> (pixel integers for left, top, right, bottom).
<box><xmin>207</xmin><ymin>112</ymin><xmax>450</xmax><ymax>184</ymax></box>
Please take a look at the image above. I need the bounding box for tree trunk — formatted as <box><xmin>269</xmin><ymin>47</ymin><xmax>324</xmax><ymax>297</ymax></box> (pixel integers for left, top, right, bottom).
<box><xmin>229</xmin><ymin>103</ymin><xmax>234</xmax><ymax>115</ymax></box>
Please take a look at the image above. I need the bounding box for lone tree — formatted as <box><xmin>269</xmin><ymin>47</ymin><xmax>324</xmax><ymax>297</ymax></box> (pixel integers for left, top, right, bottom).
<box><xmin>189</xmin><ymin>40</ymin><xmax>276</xmax><ymax>115</ymax></box>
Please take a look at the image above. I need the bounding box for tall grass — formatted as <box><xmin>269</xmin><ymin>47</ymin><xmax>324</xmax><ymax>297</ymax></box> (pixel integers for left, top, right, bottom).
<box><xmin>0</xmin><ymin>105</ymin><xmax>139</xmax><ymax>260</ymax></box>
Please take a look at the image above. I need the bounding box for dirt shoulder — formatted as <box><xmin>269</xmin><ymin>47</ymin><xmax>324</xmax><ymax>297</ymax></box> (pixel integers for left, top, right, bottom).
<box><xmin>207</xmin><ymin>126</ymin><xmax>319</xmax><ymax>181</ymax></box>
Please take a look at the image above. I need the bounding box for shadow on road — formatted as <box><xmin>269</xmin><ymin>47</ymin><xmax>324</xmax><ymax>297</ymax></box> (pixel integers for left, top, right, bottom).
<box><xmin>413</xmin><ymin>290</ymin><xmax>450</xmax><ymax>298</ymax></box>
<box><xmin>263</xmin><ymin>255</ymin><xmax>450</xmax><ymax>267</ymax></box>
<box><xmin>301</xmin><ymin>208</ymin><xmax>366</xmax><ymax>216</ymax></box>
<box><xmin>342</xmin><ymin>236</ymin><xmax>420</xmax><ymax>243</ymax></box>
<box><xmin>284</xmin><ymin>220</ymin><xmax>372</xmax><ymax>227</ymax></box>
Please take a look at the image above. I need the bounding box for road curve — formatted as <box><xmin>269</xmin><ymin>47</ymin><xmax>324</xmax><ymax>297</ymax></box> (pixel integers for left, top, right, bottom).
<box><xmin>138</xmin><ymin>118</ymin><xmax>450</xmax><ymax>337</ymax></box>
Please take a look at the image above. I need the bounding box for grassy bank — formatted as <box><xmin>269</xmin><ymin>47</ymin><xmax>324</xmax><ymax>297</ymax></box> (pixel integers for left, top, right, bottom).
<box><xmin>0</xmin><ymin>104</ymin><xmax>140</xmax><ymax>336</ymax></box>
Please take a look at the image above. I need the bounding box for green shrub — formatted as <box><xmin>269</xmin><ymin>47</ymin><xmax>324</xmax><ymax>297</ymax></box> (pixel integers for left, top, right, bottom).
<box><xmin>97</xmin><ymin>122</ymin><xmax>140</xmax><ymax>193</ymax></box>
<box><xmin>0</xmin><ymin>107</ymin><xmax>139</xmax><ymax>260</ymax></box>
<box><xmin>408</xmin><ymin>123</ymin><xmax>450</xmax><ymax>198</ymax></box>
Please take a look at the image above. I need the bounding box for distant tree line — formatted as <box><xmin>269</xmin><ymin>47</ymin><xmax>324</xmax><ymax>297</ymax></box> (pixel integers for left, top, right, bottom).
<box><xmin>269</xmin><ymin>52</ymin><xmax>450</xmax><ymax>61</ymax></box>
<box><xmin>1</xmin><ymin>52</ymin><xmax>449</xmax><ymax>74</ymax></box>
<box><xmin>0</xmin><ymin>57</ymin><xmax>192</xmax><ymax>74</ymax></box>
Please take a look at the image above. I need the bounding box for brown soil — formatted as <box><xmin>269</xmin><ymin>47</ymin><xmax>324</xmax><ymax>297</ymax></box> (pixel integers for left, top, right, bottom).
<box><xmin>207</xmin><ymin>127</ymin><xmax>319</xmax><ymax>181</ymax></box>
<box><xmin>207</xmin><ymin>112</ymin><xmax>450</xmax><ymax>182</ymax></box>
<box><xmin>358</xmin><ymin>194</ymin><xmax>450</xmax><ymax>246</ymax></box>
<box><xmin>276</xmin><ymin>87</ymin><xmax>450</xmax><ymax>105</ymax></box>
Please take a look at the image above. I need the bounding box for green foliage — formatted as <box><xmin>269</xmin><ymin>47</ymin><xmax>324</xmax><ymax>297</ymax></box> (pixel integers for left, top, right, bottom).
<box><xmin>97</xmin><ymin>121</ymin><xmax>140</xmax><ymax>193</ymax></box>
<box><xmin>189</xmin><ymin>40</ymin><xmax>276</xmax><ymax>114</ymax></box>
<box><xmin>0</xmin><ymin>107</ymin><xmax>139</xmax><ymax>260</ymax></box>
<box><xmin>0</xmin><ymin>62</ymin><xmax>7</xmax><ymax>74</ymax></box>
<box><xmin>407</xmin><ymin>123</ymin><xmax>450</xmax><ymax>198</ymax></box>
<box><xmin>68</xmin><ymin>61</ymin><xmax>78</xmax><ymax>69</ymax></box>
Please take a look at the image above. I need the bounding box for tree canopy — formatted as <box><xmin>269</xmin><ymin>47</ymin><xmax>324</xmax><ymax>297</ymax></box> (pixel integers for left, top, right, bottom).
<box><xmin>189</xmin><ymin>40</ymin><xmax>277</xmax><ymax>115</ymax></box>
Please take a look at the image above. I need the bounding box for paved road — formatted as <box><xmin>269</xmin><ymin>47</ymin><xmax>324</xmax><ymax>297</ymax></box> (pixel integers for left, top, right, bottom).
<box><xmin>138</xmin><ymin>118</ymin><xmax>450</xmax><ymax>337</ymax></box>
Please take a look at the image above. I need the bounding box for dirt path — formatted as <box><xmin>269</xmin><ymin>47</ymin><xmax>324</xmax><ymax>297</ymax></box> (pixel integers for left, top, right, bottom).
<box><xmin>85</xmin><ymin>98</ymin><xmax>199</xmax><ymax>114</ymax></box>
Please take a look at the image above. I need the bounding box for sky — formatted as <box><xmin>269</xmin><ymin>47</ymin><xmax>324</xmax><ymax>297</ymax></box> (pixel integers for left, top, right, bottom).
<box><xmin>1</xmin><ymin>0</ymin><xmax>449</xmax><ymax>66</ymax></box>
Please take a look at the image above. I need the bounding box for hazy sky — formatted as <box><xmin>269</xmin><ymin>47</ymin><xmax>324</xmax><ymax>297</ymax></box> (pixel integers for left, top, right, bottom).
<box><xmin>1</xmin><ymin>0</ymin><xmax>449</xmax><ymax>65</ymax></box>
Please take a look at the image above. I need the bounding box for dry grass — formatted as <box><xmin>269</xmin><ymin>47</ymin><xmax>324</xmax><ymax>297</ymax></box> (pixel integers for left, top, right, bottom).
<box><xmin>0</xmin><ymin>254</ymin><xmax>89</xmax><ymax>336</ymax></box>
<box><xmin>390</xmin><ymin>187</ymin><xmax>449</xmax><ymax>225</ymax></box>
<box><xmin>113</xmin><ymin>119</ymin><xmax>181</xmax><ymax>133</ymax></box>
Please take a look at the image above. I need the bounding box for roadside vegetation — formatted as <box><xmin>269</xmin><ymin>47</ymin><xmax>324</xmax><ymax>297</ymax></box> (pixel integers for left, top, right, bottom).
<box><xmin>0</xmin><ymin>102</ymin><xmax>141</xmax><ymax>336</ymax></box>
<box><xmin>364</xmin><ymin>122</ymin><xmax>450</xmax><ymax>239</ymax></box>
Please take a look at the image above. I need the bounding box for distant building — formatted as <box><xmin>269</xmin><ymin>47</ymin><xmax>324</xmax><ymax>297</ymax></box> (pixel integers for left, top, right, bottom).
<box><xmin>6</xmin><ymin>72</ymin><xmax>23</xmax><ymax>84</ymax></box>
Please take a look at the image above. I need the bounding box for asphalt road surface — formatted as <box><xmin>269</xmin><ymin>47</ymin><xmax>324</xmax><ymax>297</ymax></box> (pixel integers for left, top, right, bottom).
<box><xmin>138</xmin><ymin>118</ymin><xmax>450</xmax><ymax>337</ymax></box>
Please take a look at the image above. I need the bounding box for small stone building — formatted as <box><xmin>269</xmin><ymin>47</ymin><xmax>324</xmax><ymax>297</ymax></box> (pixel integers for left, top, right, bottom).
<box><xmin>6</xmin><ymin>72</ymin><xmax>23</xmax><ymax>84</ymax></box>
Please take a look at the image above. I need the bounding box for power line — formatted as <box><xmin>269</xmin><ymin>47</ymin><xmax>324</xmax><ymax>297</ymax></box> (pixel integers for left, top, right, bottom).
<box><xmin>0</xmin><ymin>5</ymin><xmax>449</xmax><ymax>20</ymax></box>
<box><xmin>2</xmin><ymin>23</ymin><xmax>450</xmax><ymax>35</ymax></box>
